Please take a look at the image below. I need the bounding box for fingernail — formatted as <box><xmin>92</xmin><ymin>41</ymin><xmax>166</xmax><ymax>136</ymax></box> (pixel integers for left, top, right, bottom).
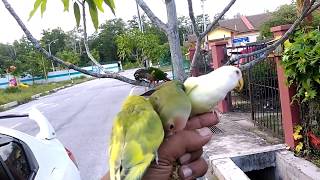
<box><xmin>179</xmin><ymin>153</ymin><xmax>191</xmax><ymax>164</ymax></box>
<box><xmin>181</xmin><ymin>165</ymin><xmax>192</xmax><ymax>178</ymax></box>
<box><xmin>196</xmin><ymin>127</ymin><xmax>212</xmax><ymax>137</ymax></box>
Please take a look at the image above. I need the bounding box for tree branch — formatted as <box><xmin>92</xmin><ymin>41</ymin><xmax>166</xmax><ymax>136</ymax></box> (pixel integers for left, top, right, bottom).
<box><xmin>307</xmin><ymin>1</ymin><xmax>320</xmax><ymax>15</ymax></box>
<box><xmin>200</xmin><ymin>0</ymin><xmax>236</xmax><ymax>39</ymax></box>
<box><xmin>81</xmin><ymin>2</ymin><xmax>106</xmax><ymax>73</ymax></box>
<box><xmin>186</xmin><ymin>0</ymin><xmax>199</xmax><ymax>37</ymax></box>
<box><xmin>1</xmin><ymin>0</ymin><xmax>150</xmax><ymax>87</ymax></box>
<box><xmin>226</xmin><ymin>0</ymin><xmax>315</xmax><ymax>67</ymax></box>
<box><xmin>136</xmin><ymin>0</ymin><xmax>168</xmax><ymax>32</ymax></box>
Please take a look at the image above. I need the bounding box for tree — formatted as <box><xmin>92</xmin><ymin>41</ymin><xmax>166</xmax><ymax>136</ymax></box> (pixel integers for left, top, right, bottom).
<box><xmin>2</xmin><ymin>0</ymin><xmax>320</xmax><ymax>86</ymax></box>
<box><xmin>260</xmin><ymin>3</ymin><xmax>298</xmax><ymax>39</ymax></box>
<box><xmin>90</xmin><ymin>18</ymin><xmax>126</xmax><ymax>64</ymax></box>
<box><xmin>0</xmin><ymin>43</ymin><xmax>13</xmax><ymax>75</ymax></box>
<box><xmin>136</xmin><ymin>0</ymin><xmax>187</xmax><ymax>81</ymax></box>
<box><xmin>40</xmin><ymin>28</ymin><xmax>68</xmax><ymax>55</ymax></box>
<box><xmin>56</xmin><ymin>50</ymin><xmax>80</xmax><ymax>66</ymax></box>
<box><xmin>116</xmin><ymin>29</ymin><xmax>164</xmax><ymax>66</ymax></box>
<box><xmin>12</xmin><ymin>37</ymin><xmax>50</xmax><ymax>81</ymax></box>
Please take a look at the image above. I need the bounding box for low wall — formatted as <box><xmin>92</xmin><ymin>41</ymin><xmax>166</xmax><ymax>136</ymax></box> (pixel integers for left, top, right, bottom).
<box><xmin>0</xmin><ymin>64</ymin><xmax>119</xmax><ymax>89</ymax></box>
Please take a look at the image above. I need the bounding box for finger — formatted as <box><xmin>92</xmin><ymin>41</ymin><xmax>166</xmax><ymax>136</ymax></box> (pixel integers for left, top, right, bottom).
<box><xmin>185</xmin><ymin>111</ymin><xmax>219</xmax><ymax>130</ymax></box>
<box><xmin>179</xmin><ymin>149</ymin><xmax>203</xmax><ymax>165</ymax></box>
<box><xmin>179</xmin><ymin>158</ymin><xmax>208</xmax><ymax>180</ymax></box>
<box><xmin>159</xmin><ymin>127</ymin><xmax>212</xmax><ymax>162</ymax></box>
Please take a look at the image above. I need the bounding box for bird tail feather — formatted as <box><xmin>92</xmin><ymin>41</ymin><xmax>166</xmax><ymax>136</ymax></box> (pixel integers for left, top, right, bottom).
<box><xmin>123</xmin><ymin>154</ymin><xmax>154</xmax><ymax>180</ymax></box>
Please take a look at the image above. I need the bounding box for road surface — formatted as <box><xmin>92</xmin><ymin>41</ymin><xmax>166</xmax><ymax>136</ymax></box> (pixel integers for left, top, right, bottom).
<box><xmin>0</xmin><ymin>70</ymin><xmax>143</xmax><ymax>180</ymax></box>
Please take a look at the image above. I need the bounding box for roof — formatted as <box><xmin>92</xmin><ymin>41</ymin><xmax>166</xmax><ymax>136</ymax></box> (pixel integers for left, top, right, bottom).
<box><xmin>218</xmin><ymin>13</ymin><xmax>271</xmax><ymax>33</ymax></box>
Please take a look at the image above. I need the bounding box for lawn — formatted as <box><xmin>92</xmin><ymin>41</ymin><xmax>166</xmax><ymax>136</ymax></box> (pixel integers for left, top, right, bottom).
<box><xmin>0</xmin><ymin>76</ymin><xmax>92</xmax><ymax>106</ymax></box>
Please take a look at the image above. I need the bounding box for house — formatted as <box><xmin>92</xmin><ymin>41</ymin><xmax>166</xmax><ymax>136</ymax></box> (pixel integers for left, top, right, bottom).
<box><xmin>207</xmin><ymin>13</ymin><xmax>271</xmax><ymax>47</ymax></box>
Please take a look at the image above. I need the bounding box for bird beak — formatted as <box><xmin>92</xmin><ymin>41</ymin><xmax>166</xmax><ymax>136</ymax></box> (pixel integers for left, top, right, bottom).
<box><xmin>234</xmin><ymin>78</ymin><xmax>244</xmax><ymax>92</ymax></box>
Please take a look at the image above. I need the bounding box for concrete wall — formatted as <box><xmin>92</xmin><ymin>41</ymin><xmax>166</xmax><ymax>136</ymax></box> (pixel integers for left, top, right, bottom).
<box><xmin>0</xmin><ymin>63</ymin><xmax>119</xmax><ymax>89</ymax></box>
<box><xmin>208</xmin><ymin>28</ymin><xmax>232</xmax><ymax>40</ymax></box>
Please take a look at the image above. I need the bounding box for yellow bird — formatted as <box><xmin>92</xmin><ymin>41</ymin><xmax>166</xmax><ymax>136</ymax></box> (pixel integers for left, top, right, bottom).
<box><xmin>108</xmin><ymin>95</ymin><xmax>164</xmax><ymax>180</ymax></box>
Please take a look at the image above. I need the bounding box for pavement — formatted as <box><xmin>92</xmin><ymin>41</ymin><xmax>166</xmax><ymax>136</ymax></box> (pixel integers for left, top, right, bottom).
<box><xmin>204</xmin><ymin>112</ymin><xmax>283</xmax><ymax>159</ymax></box>
<box><xmin>203</xmin><ymin>112</ymin><xmax>320</xmax><ymax>180</ymax></box>
<box><xmin>0</xmin><ymin>69</ymin><xmax>141</xmax><ymax>180</ymax></box>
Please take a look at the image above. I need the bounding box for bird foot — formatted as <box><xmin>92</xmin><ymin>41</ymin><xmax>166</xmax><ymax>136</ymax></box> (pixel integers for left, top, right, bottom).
<box><xmin>213</xmin><ymin>109</ymin><xmax>222</xmax><ymax>121</ymax></box>
<box><xmin>155</xmin><ymin>151</ymin><xmax>159</xmax><ymax>165</ymax></box>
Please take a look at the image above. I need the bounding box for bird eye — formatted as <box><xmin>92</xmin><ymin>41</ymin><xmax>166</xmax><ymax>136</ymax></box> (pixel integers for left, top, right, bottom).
<box><xmin>169</xmin><ymin>124</ymin><xmax>175</xmax><ymax>130</ymax></box>
<box><xmin>236</xmin><ymin>70</ymin><xmax>240</xmax><ymax>75</ymax></box>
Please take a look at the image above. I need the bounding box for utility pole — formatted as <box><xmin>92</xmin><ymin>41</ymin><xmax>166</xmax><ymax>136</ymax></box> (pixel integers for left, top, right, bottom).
<box><xmin>201</xmin><ymin>0</ymin><xmax>208</xmax><ymax>49</ymax></box>
<box><xmin>48</xmin><ymin>39</ymin><xmax>58</xmax><ymax>71</ymax></box>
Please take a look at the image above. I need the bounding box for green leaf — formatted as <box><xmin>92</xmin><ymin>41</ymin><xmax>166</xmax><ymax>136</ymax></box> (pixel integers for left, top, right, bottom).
<box><xmin>93</xmin><ymin>0</ymin><xmax>104</xmax><ymax>12</ymax></box>
<box><xmin>87</xmin><ymin>0</ymin><xmax>99</xmax><ymax>30</ymax></box>
<box><xmin>41</xmin><ymin>0</ymin><xmax>47</xmax><ymax>17</ymax></box>
<box><xmin>29</xmin><ymin>0</ymin><xmax>43</xmax><ymax>20</ymax></box>
<box><xmin>61</xmin><ymin>0</ymin><xmax>69</xmax><ymax>11</ymax></box>
<box><xmin>104</xmin><ymin>0</ymin><xmax>115</xmax><ymax>14</ymax></box>
<box><xmin>73</xmin><ymin>2</ymin><xmax>81</xmax><ymax>28</ymax></box>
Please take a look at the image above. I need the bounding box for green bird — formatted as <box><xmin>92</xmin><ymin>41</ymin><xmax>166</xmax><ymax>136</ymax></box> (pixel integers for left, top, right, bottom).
<box><xmin>148</xmin><ymin>80</ymin><xmax>192</xmax><ymax>135</ymax></box>
<box><xmin>134</xmin><ymin>67</ymin><xmax>170</xmax><ymax>85</ymax></box>
<box><xmin>108</xmin><ymin>95</ymin><xmax>164</xmax><ymax>180</ymax></box>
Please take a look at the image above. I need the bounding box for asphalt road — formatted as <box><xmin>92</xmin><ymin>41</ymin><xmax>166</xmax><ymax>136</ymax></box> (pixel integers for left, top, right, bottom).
<box><xmin>0</xmin><ymin>70</ymin><xmax>141</xmax><ymax>180</ymax></box>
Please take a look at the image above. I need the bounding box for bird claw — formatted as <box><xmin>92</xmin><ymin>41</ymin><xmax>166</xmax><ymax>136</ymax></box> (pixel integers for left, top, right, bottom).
<box><xmin>155</xmin><ymin>151</ymin><xmax>159</xmax><ymax>165</ymax></box>
<box><xmin>213</xmin><ymin>109</ymin><xmax>222</xmax><ymax>120</ymax></box>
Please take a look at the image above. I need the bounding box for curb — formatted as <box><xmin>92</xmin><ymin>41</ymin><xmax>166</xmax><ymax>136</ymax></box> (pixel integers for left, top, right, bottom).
<box><xmin>0</xmin><ymin>84</ymin><xmax>74</xmax><ymax>111</ymax></box>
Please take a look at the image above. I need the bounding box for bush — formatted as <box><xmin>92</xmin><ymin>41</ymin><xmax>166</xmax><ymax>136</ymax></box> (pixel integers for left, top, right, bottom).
<box><xmin>282</xmin><ymin>30</ymin><xmax>320</xmax><ymax>102</ymax></box>
<box><xmin>123</xmin><ymin>62</ymin><xmax>140</xmax><ymax>70</ymax></box>
<box><xmin>4</xmin><ymin>87</ymin><xmax>21</xmax><ymax>93</ymax></box>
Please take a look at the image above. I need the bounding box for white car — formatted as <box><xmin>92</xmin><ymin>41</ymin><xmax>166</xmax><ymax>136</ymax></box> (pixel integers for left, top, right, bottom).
<box><xmin>0</xmin><ymin>108</ymin><xmax>81</xmax><ymax>180</ymax></box>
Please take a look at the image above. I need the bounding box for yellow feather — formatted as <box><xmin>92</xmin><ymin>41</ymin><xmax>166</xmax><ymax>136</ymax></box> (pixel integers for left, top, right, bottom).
<box><xmin>109</xmin><ymin>96</ymin><xmax>164</xmax><ymax>180</ymax></box>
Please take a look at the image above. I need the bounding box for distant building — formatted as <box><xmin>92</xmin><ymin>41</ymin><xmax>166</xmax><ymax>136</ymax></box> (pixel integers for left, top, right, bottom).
<box><xmin>207</xmin><ymin>13</ymin><xmax>271</xmax><ymax>47</ymax></box>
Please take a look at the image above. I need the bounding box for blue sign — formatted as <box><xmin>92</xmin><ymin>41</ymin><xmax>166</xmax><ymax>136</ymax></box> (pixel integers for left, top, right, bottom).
<box><xmin>232</xmin><ymin>37</ymin><xmax>250</xmax><ymax>44</ymax></box>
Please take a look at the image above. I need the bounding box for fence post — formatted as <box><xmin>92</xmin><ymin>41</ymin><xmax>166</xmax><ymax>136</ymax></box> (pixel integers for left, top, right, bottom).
<box><xmin>211</xmin><ymin>41</ymin><xmax>230</xmax><ymax>113</ymax></box>
<box><xmin>271</xmin><ymin>25</ymin><xmax>300</xmax><ymax>149</ymax></box>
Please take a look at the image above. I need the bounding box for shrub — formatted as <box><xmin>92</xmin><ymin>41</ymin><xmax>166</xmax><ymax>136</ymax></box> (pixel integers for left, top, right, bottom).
<box><xmin>4</xmin><ymin>87</ymin><xmax>21</xmax><ymax>93</ymax></box>
<box><xmin>282</xmin><ymin>30</ymin><xmax>320</xmax><ymax>102</ymax></box>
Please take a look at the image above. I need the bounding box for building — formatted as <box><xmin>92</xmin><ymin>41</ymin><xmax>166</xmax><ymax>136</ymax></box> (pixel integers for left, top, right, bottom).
<box><xmin>207</xmin><ymin>13</ymin><xmax>271</xmax><ymax>47</ymax></box>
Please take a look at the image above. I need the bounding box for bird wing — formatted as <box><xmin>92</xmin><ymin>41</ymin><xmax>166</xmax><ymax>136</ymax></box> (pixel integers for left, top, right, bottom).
<box><xmin>109</xmin><ymin>96</ymin><xmax>164</xmax><ymax>180</ymax></box>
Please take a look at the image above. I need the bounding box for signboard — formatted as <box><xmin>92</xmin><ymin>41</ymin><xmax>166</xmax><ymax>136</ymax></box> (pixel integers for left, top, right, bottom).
<box><xmin>232</xmin><ymin>37</ymin><xmax>250</xmax><ymax>44</ymax></box>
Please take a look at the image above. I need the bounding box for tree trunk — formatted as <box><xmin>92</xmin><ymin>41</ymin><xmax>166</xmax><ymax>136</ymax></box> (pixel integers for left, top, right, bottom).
<box><xmin>167</xmin><ymin>32</ymin><xmax>186</xmax><ymax>81</ymax></box>
<box><xmin>190</xmin><ymin>38</ymin><xmax>202</xmax><ymax>77</ymax></box>
<box><xmin>166</xmin><ymin>0</ymin><xmax>186</xmax><ymax>81</ymax></box>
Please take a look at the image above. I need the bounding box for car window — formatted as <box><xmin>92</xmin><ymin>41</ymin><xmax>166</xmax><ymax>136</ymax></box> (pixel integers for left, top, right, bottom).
<box><xmin>0</xmin><ymin>142</ymin><xmax>31</xmax><ymax>180</ymax></box>
<box><xmin>0</xmin><ymin>162</ymin><xmax>11</xmax><ymax>180</ymax></box>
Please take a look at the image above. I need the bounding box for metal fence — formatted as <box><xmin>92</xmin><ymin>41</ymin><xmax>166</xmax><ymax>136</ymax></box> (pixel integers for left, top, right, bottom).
<box><xmin>300</xmin><ymin>101</ymin><xmax>320</xmax><ymax>151</ymax></box>
<box><xmin>227</xmin><ymin>43</ymin><xmax>283</xmax><ymax>137</ymax></box>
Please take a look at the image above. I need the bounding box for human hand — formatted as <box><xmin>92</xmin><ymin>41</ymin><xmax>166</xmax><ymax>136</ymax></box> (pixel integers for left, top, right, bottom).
<box><xmin>101</xmin><ymin>112</ymin><xmax>219</xmax><ymax>180</ymax></box>
<box><xmin>142</xmin><ymin>111</ymin><xmax>219</xmax><ymax>180</ymax></box>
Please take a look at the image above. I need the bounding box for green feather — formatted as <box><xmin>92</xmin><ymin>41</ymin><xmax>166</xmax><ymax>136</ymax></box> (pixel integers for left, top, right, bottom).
<box><xmin>109</xmin><ymin>96</ymin><xmax>164</xmax><ymax>180</ymax></box>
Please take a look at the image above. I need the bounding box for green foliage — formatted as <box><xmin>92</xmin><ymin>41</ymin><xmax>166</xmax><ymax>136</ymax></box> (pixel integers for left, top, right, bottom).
<box><xmin>73</xmin><ymin>2</ymin><xmax>81</xmax><ymax>27</ymax></box>
<box><xmin>259</xmin><ymin>4</ymin><xmax>297</xmax><ymax>39</ymax></box>
<box><xmin>282</xmin><ymin>30</ymin><xmax>320</xmax><ymax>102</ymax></box>
<box><xmin>116</xmin><ymin>29</ymin><xmax>167</xmax><ymax>65</ymax></box>
<box><xmin>29</xmin><ymin>0</ymin><xmax>116</xmax><ymax>30</ymax></box>
<box><xmin>56</xmin><ymin>50</ymin><xmax>80</xmax><ymax>65</ymax></box>
<box><xmin>122</xmin><ymin>62</ymin><xmax>139</xmax><ymax>70</ymax></box>
<box><xmin>4</xmin><ymin>87</ymin><xmax>21</xmax><ymax>93</ymax></box>
<box><xmin>11</xmin><ymin>37</ymin><xmax>49</xmax><ymax>78</ymax></box>
<box><xmin>259</xmin><ymin>3</ymin><xmax>320</xmax><ymax>39</ymax></box>
<box><xmin>90</xmin><ymin>19</ymin><xmax>126</xmax><ymax>63</ymax></box>
<box><xmin>41</xmin><ymin>28</ymin><xmax>68</xmax><ymax>55</ymax></box>
<box><xmin>0</xmin><ymin>78</ymin><xmax>90</xmax><ymax>106</ymax></box>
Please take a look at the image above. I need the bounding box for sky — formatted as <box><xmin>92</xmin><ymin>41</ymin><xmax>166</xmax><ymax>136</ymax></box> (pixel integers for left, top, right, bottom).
<box><xmin>0</xmin><ymin>0</ymin><xmax>292</xmax><ymax>44</ymax></box>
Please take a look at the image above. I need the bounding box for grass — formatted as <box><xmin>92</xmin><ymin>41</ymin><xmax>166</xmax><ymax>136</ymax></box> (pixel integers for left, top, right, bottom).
<box><xmin>0</xmin><ymin>76</ymin><xmax>92</xmax><ymax>106</ymax></box>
